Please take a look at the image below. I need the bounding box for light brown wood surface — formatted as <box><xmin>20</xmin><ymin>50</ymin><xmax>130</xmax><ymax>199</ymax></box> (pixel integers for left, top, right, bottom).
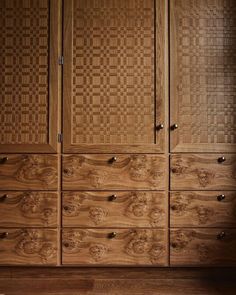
<box><xmin>63</xmin><ymin>154</ymin><xmax>166</xmax><ymax>190</ymax></box>
<box><xmin>63</xmin><ymin>191</ymin><xmax>165</xmax><ymax>227</ymax></box>
<box><xmin>170</xmin><ymin>0</ymin><xmax>236</xmax><ymax>153</ymax></box>
<box><xmin>0</xmin><ymin>191</ymin><xmax>58</xmax><ymax>227</ymax></box>
<box><xmin>171</xmin><ymin>154</ymin><xmax>236</xmax><ymax>190</ymax></box>
<box><xmin>62</xmin><ymin>228</ymin><xmax>166</xmax><ymax>265</ymax></box>
<box><xmin>0</xmin><ymin>267</ymin><xmax>236</xmax><ymax>295</ymax></box>
<box><xmin>170</xmin><ymin>191</ymin><xmax>236</xmax><ymax>227</ymax></box>
<box><xmin>63</xmin><ymin>0</ymin><xmax>167</xmax><ymax>153</ymax></box>
<box><xmin>0</xmin><ymin>228</ymin><xmax>57</xmax><ymax>265</ymax></box>
<box><xmin>170</xmin><ymin>228</ymin><xmax>236</xmax><ymax>266</ymax></box>
<box><xmin>0</xmin><ymin>0</ymin><xmax>60</xmax><ymax>153</ymax></box>
<box><xmin>0</xmin><ymin>154</ymin><xmax>58</xmax><ymax>190</ymax></box>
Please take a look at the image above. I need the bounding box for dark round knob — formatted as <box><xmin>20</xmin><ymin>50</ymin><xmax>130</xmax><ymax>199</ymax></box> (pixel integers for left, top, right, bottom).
<box><xmin>218</xmin><ymin>156</ymin><xmax>226</xmax><ymax>163</ymax></box>
<box><xmin>109</xmin><ymin>156</ymin><xmax>117</xmax><ymax>163</ymax></box>
<box><xmin>171</xmin><ymin>124</ymin><xmax>178</xmax><ymax>130</ymax></box>
<box><xmin>109</xmin><ymin>194</ymin><xmax>117</xmax><ymax>201</ymax></box>
<box><xmin>108</xmin><ymin>232</ymin><xmax>117</xmax><ymax>239</ymax></box>
<box><xmin>217</xmin><ymin>194</ymin><xmax>225</xmax><ymax>201</ymax></box>
<box><xmin>0</xmin><ymin>157</ymin><xmax>8</xmax><ymax>164</ymax></box>
<box><xmin>0</xmin><ymin>232</ymin><xmax>8</xmax><ymax>239</ymax></box>
<box><xmin>156</xmin><ymin>124</ymin><xmax>164</xmax><ymax>130</ymax></box>
<box><xmin>217</xmin><ymin>231</ymin><xmax>226</xmax><ymax>240</ymax></box>
<box><xmin>63</xmin><ymin>205</ymin><xmax>69</xmax><ymax>211</ymax></box>
<box><xmin>0</xmin><ymin>194</ymin><xmax>7</xmax><ymax>202</ymax></box>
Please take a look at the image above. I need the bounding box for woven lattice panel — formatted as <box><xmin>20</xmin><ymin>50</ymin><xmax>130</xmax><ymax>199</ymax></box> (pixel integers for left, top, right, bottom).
<box><xmin>0</xmin><ymin>0</ymin><xmax>49</xmax><ymax>144</ymax></box>
<box><xmin>175</xmin><ymin>0</ymin><xmax>236</xmax><ymax>145</ymax></box>
<box><xmin>72</xmin><ymin>0</ymin><xmax>155</xmax><ymax>145</ymax></box>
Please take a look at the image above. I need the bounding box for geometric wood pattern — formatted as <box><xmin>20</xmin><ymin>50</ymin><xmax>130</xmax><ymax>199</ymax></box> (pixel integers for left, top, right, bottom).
<box><xmin>0</xmin><ymin>0</ymin><xmax>49</xmax><ymax>144</ymax></box>
<box><xmin>71</xmin><ymin>0</ymin><xmax>155</xmax><ymax>145</ymax></box>
<box><xmin>170</xmin><ymin>0</ymin><xmax>236</xmax><ymax>152</ymax></box>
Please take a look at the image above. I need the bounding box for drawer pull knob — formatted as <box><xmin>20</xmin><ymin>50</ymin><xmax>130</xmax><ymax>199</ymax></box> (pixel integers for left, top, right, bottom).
<box><xmin>0</xmin><ymin>232</ymin><xmax>8</xmax><ymax>239</ymax></box>
<box><xmin>218</xmin><ymin>156</ymin><xmax>226</xmax><ymax>163</ymax></box>
<box><xmin>108</xmin><ymin>232</ymin><xmax>117</xmax><ymax>239</ymax></box>
<box><xmin>217</xmin><ymin>231</ymin><xmax>226</xmax><ymax>240</ymax></box>
<box><xmin>0</xmin><ymin>157</ymin><xmax>8</xmax><ymax>164</ymax></box>
<box><xmin>156</xmin><ymin>124</ymin><xmax>164</xmax><ymax>130</ymax></box>
<box><xmin>108</xmin><ymin>157</ymin><xmax>117</xmax><ymax>163</ymax></box>
<box><xmin>0</xmin><ymin>194</ymin><xmax>7</xmax><ymax>202</ymax></box>
<box><xmin>217</xmin><ymin>194</ymin><xmax>225</xmax><ymax>201</ymax></box>
<box><xmin>109</xmin><ymin>194</ymin><xmax>117</xmax><ymax>201</ymax></box>
<box><xmin>171</xmin><ymin>124</ymin><xmax>178</xmax><ymax>130</ymax></box>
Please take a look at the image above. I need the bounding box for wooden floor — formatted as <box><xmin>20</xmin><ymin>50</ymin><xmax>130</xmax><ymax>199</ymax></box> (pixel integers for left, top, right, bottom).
<box><xmin>0</xmin><ymin>267</ymin><xmax>236</xmax><ymax>295</ymax></box>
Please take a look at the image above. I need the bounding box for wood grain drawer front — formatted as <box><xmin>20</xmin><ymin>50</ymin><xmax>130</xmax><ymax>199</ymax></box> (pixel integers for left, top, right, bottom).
<box><xmin>170</xmin><ymin>191</ymin><xmax>236</xmax><ymax>227</ymax></box>
<box><xmin>0</xmin><ymin>191</ymin><xmax>58</xmax><ymax>227</ymax></box>
<box><xmin>171</xmin><ymin>154</ymin><xmax>236</xmax><ymax>190</ymax></box>
<box><xmin>63</xmin><ymin>191</ymin><xmax>165</xmax><ymax>228</ymax></box>
<box><xmin>0</xmin><ymin>228</ymin><xmax>57</xmax><ymax>265</ymax></box>
<box><xmin>62</xmin><ymin>154</ymin><xmax>166</xmax><ymax>190</ymax></box>
<box><xmin>0</xmin><ymin>155</ymin><xmax>58</xmax><ymax>190</ymax></box>
<box><xmin>62</xmin><ymin>229</ymin><xmax>166</xmax><ymax>265</ymax></box>
<box><xmin>170</xmin><ymin>229</ymin><xmax>236</xmax><ymax>266</ymax></box>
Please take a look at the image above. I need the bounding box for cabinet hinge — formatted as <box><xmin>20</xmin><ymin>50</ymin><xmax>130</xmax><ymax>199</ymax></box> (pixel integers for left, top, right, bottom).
<box><xmin>58</xmin><ymin>56</ymin><xmax>64</xmax><ymax>65</ymax></box>
<box><xmin>58</xmin><ymin>133</ymin><xmax>63</xmax><ymax>143</ymax></box>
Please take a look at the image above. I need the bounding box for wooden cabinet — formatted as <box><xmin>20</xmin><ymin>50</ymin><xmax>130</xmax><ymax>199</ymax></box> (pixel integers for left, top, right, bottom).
<box><xmin>0</xmin><ymin>0</ymin><xmax>235</xmax><ymax>268</ymax></box>
<box><xmin>63</xmin><ymin>0</ymin><xmax>167</xmax><ymax>153</ymax></box>
<box><xmin>0</xmin><ymin>0</ymin><xmax>60</xmax><ymax>153</ymax></box>
<box><xmin>62</xmin><ymin>228</ymin><xmax>167</xmax><ymax>265</ymax></box>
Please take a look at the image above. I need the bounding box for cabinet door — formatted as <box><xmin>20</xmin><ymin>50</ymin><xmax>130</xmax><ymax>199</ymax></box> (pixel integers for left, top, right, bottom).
<box><xmin>63</xmin><ymin>0</ymin><xmax>167</xmax><ymax>153</ymax></box>
<box><xmin>0</xmin><ymin>0</ymin><xmax>60</xmax><ymax>153</ymax></box>
<box><xmin>170</xmin><ymin>0</ymin><xmax>236</xmax><ymax>152</ymax></box>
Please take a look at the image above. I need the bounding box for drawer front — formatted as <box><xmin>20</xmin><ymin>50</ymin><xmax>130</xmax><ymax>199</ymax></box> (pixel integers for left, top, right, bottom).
<box><xmin>171</xmin><ymin>154</ymin><xmax>236</xmax><ymax>190</ymax></box>
<box><xmin>0</xmin><ymin>155</ymin><xmax>58</xmax><ymax>190</ymax></box>
<box><xmin>62</xmin><ymin>228</ymin><xmax>166</xmax><ymax>265</ymax></box>
<box><xmin>0</xmin><ymin>228</ymin><xmax>57</xmax><ymax>265</ymax></box>
<box><xmin>63</xmin><ymin>191</ymin><xmax>165</xmax><ymax>227</ymax></box>
<box><xmin>170</xmin><ymin>191</ymin><xmax>236</xmax><ymax>227</ymax></box>
<box><xmin>62</xmin><ymin>154</ymin><xmax>166</xmax><ymax>190</ymax></box>
<box><xmin>170</xmin><ymin>229</ymin><xmax>236</xmax><ymax>266</ymax></box>
<box><xmin>0</xmin><ymin>191</ymin><xmax>58</xmax><ymax>227</ymax></box>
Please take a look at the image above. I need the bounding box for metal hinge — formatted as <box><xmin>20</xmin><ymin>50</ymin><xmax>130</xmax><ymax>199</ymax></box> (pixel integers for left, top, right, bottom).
<box><xmin>58</xmin><ymin>56</ymin><xmax>64</xmax><ymax>65</ymax></box>
<box><xmin>58</xmin><ymin>133</ymin><xmax>63</xmax><ymax>143</ymax></box>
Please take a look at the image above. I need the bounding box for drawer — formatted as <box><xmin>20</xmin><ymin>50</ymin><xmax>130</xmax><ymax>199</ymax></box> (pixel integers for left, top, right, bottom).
<box><xmin>0</xmin><ymin>191</ymin><xmax>58</xmax><ymax>227</ymax></box>
<box><xmin>62</xmin><ymin>228</ymin><xmax>166</xmax><ymax>265</ymax></box>
<box><xmin>62</xmin><ymin>154</ymin><xmax>166</xmax><ymax>190</ymax></box>
<box><xmin>170</xmin><ymin>229</ymin><xmax>236</xmax><ymax>266</ymax></box>
<box><xmin>0</xmin><ymin>155</ymin><xmax>58</xmax><ymax>190</ymax></box>
<box><xmin>0</xmin><ymin>228</ymin><xmax>57</xmax><ymax>265</ymax></box>
<box><xmin>170</xmin><ymin>191</ymin><xmax>236</xmax><ymax>227</ymax></box>
<box><xmin>171</xmin><ymin>154</ymin><xmax>236</xmax><ymax>190</ymax></box>
<box><xmin>63</xmin><ymin>191</ymin><xmax>165</xmax><ymax>227</ymax></box>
